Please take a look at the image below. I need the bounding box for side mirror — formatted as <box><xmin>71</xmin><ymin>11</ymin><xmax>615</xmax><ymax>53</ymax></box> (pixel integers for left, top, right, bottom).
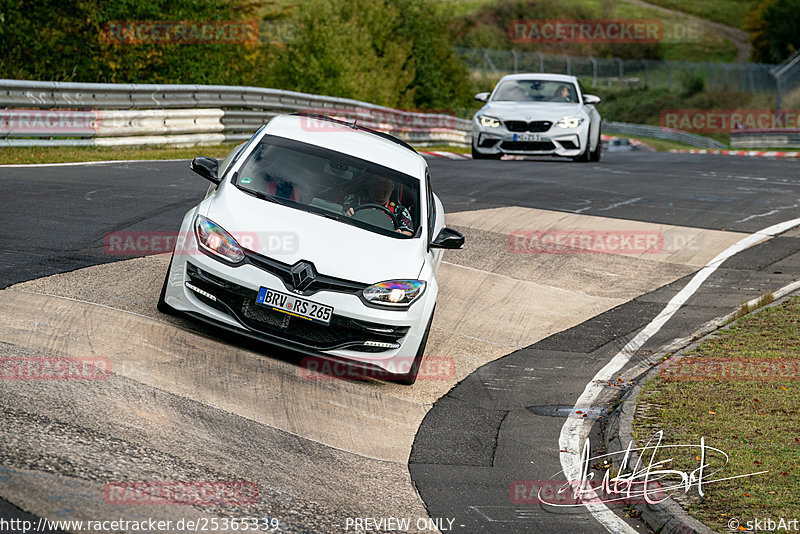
<box><xmin>584</xmin><ymin>94</ymin><xmax>601</xmax><ymax>105</ymax></box>
<box><xmin>474</xmin><ymin>92</ymin><xmax>490</xmax><ymax>103</ymax></box>
<box><xmin>190</xmin><ymin>156</ymin><xmax>220</xmax><ymax>184</ymax></box>
<box><xmin>430</xmin><ymin>227</ymin><xmax>465</xmax><ymax>249</ymax></box>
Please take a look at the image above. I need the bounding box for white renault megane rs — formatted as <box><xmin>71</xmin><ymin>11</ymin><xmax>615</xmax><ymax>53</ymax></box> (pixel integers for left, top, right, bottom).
<box><xmin>472</xmin><ymin>73</ymin><xmax>602</xmax><ymax>162</ymax></box>
<box><xmin>158</xmin><ymin>114</ymin><xmax>464</xmax><ymax>384</ymax></box>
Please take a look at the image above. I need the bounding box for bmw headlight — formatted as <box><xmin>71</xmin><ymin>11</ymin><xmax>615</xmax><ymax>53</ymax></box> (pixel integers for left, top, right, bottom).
<box><xmin>363</xmin><ymin>280</ymin><xmax>426</xmax><ymax>307</ymax></box>
<box><xmin>479</xmin><ymin>116</ymin><xmax>501</xmax><ymax>128</ymax></box>
<box><xmin>555</xmin><ymin>117</ymin><xmax>585</xmax><ymax>128</ymax></box>
<box><xmin>194</xmin><ymin>215</ymin><xmax>245</xmax><ymax>263</ymax></box>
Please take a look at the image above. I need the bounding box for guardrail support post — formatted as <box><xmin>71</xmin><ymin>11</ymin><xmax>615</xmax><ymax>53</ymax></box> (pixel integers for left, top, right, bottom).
<box><xmin>536</xmin><ymin>52</ymin><xmax>544</xmax><ymax>73</ymax></box>
<box><xmin>590</xmin><ymin>57</ymin><xmax>598</xmax><ymax>86</ymax></box>
<box><xmin>512</xmin><ymin>50</ymin><xmax>519</xmax><ymax>73</ymax></box>
<box><xmin>482</xmin><ymin>49</ymin><xmax>497</xmax><ymax>74</ymax></box>
<box><xmin>615</xmin><ymin>58</ymin><xmax>623</xmax><ymax>85</ymax></box>
<box><xmin>562</xmin><ymin>54</ymin><xmax>571</xmax><ymax>75</ymax></box>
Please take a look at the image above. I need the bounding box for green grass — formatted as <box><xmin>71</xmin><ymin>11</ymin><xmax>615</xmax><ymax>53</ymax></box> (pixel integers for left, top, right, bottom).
<box><xmin>636</xmin><ymin>0</ymin><xmax>758</xmax><ymax>30</ymax></box>
<box><xmin>0</xmin><ymin>144</ymin><xmax>240</xmax><ymax>165</ymax></box>
<box><xmin>0</xmin><ymin>142</ymin><xmax>469</xmax><ymax>165</ymax></box>
<box><xmin>634</xmin><ymin>295</ymin><xmax>800</xmax><ymax>532</ymax></box>
<box><xmin>451</xmin><ymin>0</ymin><xmax>740</xmax><ymax>62</ymax></box>
<box><xmin>618</xmin><ymin>135</ymin><xmax>699</xmax><ymax>152</ymax></box>
<box><xmin>419</xmin><ymin>144</ymin><xmax>470</xmax><ymax>153</ymax></box>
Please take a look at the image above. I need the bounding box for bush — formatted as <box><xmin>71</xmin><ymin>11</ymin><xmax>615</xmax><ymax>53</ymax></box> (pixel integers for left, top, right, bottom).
<box><xmin>0</xmin><ymin>0</ymin><xmax>268</xmax><ymax>85</ymax></box>
<box><xmin>269</xmin><ymin>0</ymin><xmax>473</xmax><ymax>111</ymax></box>
<box><xmin>746</xmin><ymin>0</ymin><xmax>800</xmax><ymax>63</ymax></box>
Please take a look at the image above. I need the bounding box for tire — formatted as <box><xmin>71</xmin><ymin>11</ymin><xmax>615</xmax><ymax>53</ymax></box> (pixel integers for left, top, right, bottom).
<box><xmin>390</xmin><ymin>308</ymin><xmax>435</xmax><ymax>385</ymax></box>
<box><xmin>572</xmin><ymin>144</ymin><xmax>591</xmax><ymax>162</ymax></box>
<box><xmin>471</xmin><ymin>146</ymin><xmax>501</xmax><ymax>160</ymax></box>
<box><xmin>157</xmin><ymin>253</ymin><xmax>177</xmax><ymax>315</ymax></box>
<box><xmin>589</xmin><ymin>135</ymin><xmax>602</xmax><ymax>162</ymax></box>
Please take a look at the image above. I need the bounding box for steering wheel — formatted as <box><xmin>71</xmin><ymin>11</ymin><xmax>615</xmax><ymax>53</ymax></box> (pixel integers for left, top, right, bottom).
<box><xmin>351</xmin><ymin>203</ymin><xmax>399</xmax><ymax>230</ymax></box>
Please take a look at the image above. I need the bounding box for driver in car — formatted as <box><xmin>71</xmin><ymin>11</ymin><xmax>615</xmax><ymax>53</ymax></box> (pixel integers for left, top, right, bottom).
<box><xmin>342</xmin><ymin>176</ymin><xmax>414</xmax><ymax>235</ymax></box>
<box><xmin>553</xmin><ymin>85</ymin><xmax>572</xmax><ymax>102</ymax></box>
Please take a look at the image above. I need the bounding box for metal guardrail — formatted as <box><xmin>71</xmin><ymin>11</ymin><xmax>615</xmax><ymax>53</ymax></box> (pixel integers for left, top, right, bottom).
<box><xmin>0</xmin><ymin>79</ymin><xmax>729</xmax><ymax>150</ymax></box>
<box><xmin>0</xmin><ymin>79</ymin><xmax>471</xmax><ymax>148</ymax></box>
<box><xmin>602</xmin><ymin>121</ymin><xmax>727</xmax><ymax>149</ymax></box>
<box><xmin>731</xmin><ymin>128</ymin><xmax>800</xmax><ymax>148</ymax></box>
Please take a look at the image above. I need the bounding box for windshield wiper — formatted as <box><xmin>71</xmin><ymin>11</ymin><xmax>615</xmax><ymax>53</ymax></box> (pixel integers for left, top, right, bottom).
<box><xmin>236</xmin><ymin>185</ymin><xmax>289</xmax><ymax>206</ymax></box>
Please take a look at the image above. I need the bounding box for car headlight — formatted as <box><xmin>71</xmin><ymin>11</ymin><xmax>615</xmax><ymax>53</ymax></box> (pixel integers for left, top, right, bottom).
<box><xmin>479</xmin><ymin>116</ymin><xmax>501</xmax><ymax>128</ymax></box>
<box><xmin>194</xmin><ymin>215</ymin><xmax>245</xmax><ymax>263</ymax></box>
<box><xmin>363</xmin><ymin>280</ymin><xmax>426</xmax><ymax>307</ymax></box>
<box><xmin>555</xmin><ymin>117</ymin><xmax>585</xmax><ymax>128</ymax></box>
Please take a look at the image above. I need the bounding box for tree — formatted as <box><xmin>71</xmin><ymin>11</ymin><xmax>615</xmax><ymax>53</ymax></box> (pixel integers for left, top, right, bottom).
<box><xmin>746</xmin><ymin>0</ymin><xmax>800</xmax><ymax>63</ymax></box>
<box><xmin>270</xmin><ymin>0</ymin><xmax>472</xmax><ymax>111</ymax></box>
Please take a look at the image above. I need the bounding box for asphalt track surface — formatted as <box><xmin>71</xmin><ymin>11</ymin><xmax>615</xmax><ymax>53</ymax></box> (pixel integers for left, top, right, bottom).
<box><xmin>1</xmin><ymin>151</ymin><xmax>799</xmax><ymax>533</ymax></box>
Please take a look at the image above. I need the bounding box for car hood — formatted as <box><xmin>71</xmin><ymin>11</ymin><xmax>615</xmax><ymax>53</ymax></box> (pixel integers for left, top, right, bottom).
<box><xmin>478</xmin><ymin>101</ymin><xmax>585</xmax><ymax>120</ymax></box>
<box><xmin>205</xmin><ymin>184</ymin><xmax>425</xmax><ymax>284</ymax></box>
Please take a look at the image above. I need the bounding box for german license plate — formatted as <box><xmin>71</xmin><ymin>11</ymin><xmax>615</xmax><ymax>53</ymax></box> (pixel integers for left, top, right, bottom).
<box><xmin>256</xmin><ymin>288</ymin><xmax>333</xmax><ymax>325</ymax></box>
<box><xmin>514</xmin><ymin>133</ymin><xmax>541</xmax><ymax>141</ymax></box>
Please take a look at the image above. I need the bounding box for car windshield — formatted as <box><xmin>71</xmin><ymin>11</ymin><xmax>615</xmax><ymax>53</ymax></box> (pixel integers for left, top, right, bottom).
<box><xmin>234</xmin><ymin>134</ymin><xmax>420</xmax><ymax>238</ymax></box>
<box><xmin>492</xmin><ymin>80</ymin><xmax>578</xmax><ymax>103</ymax></box>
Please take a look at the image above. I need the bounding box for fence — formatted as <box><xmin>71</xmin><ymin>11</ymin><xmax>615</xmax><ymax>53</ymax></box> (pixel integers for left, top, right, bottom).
<box><xmin>0</xmin><ymin>79</ymin><xmax>472</xmax><ymax>148</ymax></box>
<box><xmin>773</xmin><ymin>50</ymin><xmax>800</xmax><ymax>111</ymax></box>
<box><xmin>458</xmin><ymin>48</ymin><xmax>777</xmax><ymax>94</ymax></box>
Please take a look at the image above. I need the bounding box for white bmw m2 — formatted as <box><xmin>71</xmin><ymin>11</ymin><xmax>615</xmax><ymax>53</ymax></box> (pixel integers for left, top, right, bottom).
<box><xmin>158</xmin><ymin>114</ymin><xmax>464</xmax><ymax>384</ymax></box>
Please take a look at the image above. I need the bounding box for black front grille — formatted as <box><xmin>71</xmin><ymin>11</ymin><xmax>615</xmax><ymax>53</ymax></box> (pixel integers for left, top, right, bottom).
<box><xmin>558</xmin><ymin>139</ymin><xmax>578</xmax><ymax>149</ymax></box>
<box><xmin>505</xmin><ymin>120</ymin><xmax>552</xmax><ymax>133</ymax></box>
<box><xmin>500</xmin><ymin>140</ymin><xmax>556</xmax><ymax>151</ymax></box>
<box><xmin>185</xmin><ymin>262</ymin><xmax>408</xmax><ymax>351</ymax></box>
<box><xmin>478</xmin><ymin>137</ymin><xmax>500</xmax><ymax>148</ymax></box>
<box><xmin>244</xmin><ymin>250</ymin><xmax>367</xmax><ymax>297</ymax></box>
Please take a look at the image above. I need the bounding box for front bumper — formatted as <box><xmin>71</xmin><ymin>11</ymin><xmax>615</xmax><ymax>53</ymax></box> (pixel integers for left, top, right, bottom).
<box><xmin>472</xmin><ymin>120</ymin><xmax>587</xmax><ymax>157</ymax></box>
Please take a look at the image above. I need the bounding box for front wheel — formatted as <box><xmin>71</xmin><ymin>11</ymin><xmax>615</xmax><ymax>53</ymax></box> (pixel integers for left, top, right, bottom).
<box><xmin>471</xmin><ymin>146</ymin><xmax>501</xmax><ymax>160</ymax></box>
<box><xmin>572</xmin><ymin>147</ymin><xmax>590</xmax><ymax>162</ymax></box>
<box><xmin>589</xmin><ymin>136</ymin><xmax>602</xmax><ymax>162</ymax></box>
<box><xmin>157</xmin><ymin>253</ymin><xmax>177</xmax><ymax>315</ymax></box>
<box><xmin>389</xmin><ymin>309</ymin><xmax>435</xmax><ymax>385</ymax></box>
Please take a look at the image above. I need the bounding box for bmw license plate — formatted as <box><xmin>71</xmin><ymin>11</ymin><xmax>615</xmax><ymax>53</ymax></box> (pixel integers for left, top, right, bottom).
<box><xmin>514</xmin><ymin>133</ymin><xmax>541</xmax><ymax>141</ymax></box>
<box><xmin>256</xmin><ymin>288</ymin><xmax>333</xmax><ymax>325</ymax></box>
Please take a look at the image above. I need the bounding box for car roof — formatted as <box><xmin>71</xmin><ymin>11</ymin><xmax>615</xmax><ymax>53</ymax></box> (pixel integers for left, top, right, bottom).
<box><xmin>497</xmin><ymin>73</ymin><xmax>579</xmax><ymax>84</ymax></box>
<box><xmin>261</xmin><ymin>114</ymin><xmax>426</xmax><ymax>179</ymax></box>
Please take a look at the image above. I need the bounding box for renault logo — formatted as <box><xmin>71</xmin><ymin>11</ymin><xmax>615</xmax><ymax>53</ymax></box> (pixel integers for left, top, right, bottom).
<box><xmin>290</xmin><ymin>261</ymin><xmax>317</xmax><ymax>292</ymax></box>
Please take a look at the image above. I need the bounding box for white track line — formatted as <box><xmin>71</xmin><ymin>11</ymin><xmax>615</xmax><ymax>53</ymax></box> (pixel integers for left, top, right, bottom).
<box><xmin>559</xmin><ymin>216</ymin><xmax>800</xmax><ymax>534</ymax></box>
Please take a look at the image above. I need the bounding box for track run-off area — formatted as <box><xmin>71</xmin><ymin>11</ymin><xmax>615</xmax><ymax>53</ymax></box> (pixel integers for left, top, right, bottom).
<box><xmin>1</xmin><ymin>150</ymin><xmax>799</xmax><ymax>533</ymax></box>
